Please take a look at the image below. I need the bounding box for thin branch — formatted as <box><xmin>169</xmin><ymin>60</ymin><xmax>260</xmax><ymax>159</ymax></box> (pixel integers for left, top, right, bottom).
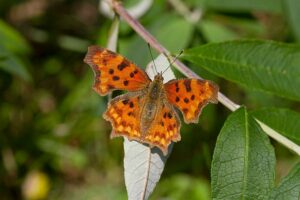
<box><xmin>108</xmin><ymin>0</ymin><xmax>300</xmax><ymax>156</ymax></box>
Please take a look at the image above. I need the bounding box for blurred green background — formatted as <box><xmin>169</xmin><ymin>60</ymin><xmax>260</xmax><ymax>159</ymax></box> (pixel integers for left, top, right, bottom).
<box><xmin>0</xmin><ymin>0</ymin><xmax>299</xmax><ymax>199</ymax></box>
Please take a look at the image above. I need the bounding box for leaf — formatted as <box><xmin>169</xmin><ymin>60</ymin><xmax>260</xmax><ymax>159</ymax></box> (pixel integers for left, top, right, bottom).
<box><xmin>205</xmin><ymin>0</ymin><xmax>282</xmax><ymax>13</ymax></box>
<box><xmin>283</xmin><ymin>0</ymin><xmax>300</xmax><ymax>42</ymax></box>
<box><xmin>0</xmin><ymin>19</ymin><xmax>31</xmax><ymax>55</ymax></box>
<box><xmin>150</xmin><ymin>175</ymin><xmax>210</xmax><ymax>200</ymax></box>
<box><xmin>124</xmin><ymin>54</ymin><xmax>175</xmax><ymax>200</ymax></box>
<box><xmin>37</xmin><ymin>138</ymin><xmax>87</xmax><ymax>169</ymax></box>
<box><xmin>251</xmin><ymin>108</ymin><xmax>300</xmax><ymax>145</ymax></box>
<box><xmin>211</xmin><ymin>107</ymin><xmax>275</xmax><ymax>200</ymax></box>
<box><xmin>0</xmin><ymin>45</ymin><xmax>31</xmax><ymax>81</ymax></box>
<box><xmin>182</xmin><ymin>40</ymin><xmax>300</xmax><ymax>101</ymax></box>
<box><xmin>270</xmin><ymin>162</ymin><xmax>300</xmax><ymax>200</ymax></box>
<box><xmin>120</xmin><ymin>14</ymin><xmax>193</xmax><ymax>67</ymax></box>
<box><xmin>124</xmin><ymin>139</ymin><xmax>173</xmax><ymax>200</ymax></box>
<box><xmin>198</xmin><ymin>20</ymin><xmax>239</xmax><ymax>42</ymax></box>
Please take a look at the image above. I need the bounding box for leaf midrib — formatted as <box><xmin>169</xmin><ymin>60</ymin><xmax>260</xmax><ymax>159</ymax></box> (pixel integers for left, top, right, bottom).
<box><xmin>242</xmin><ymin>110</ymin><xmax>249</xmax><ymax>199</ymax></box>
<box><xmin>141</xmin><ymin>148</ymin><xmax>151</xmax><ymax>200</ymax></box>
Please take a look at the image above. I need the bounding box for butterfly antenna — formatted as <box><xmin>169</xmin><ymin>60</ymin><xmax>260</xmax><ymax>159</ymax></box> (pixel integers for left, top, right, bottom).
<box><xmin>147</xmin><ymin>43</ymin><xmax>158</xmax><ymax>74</ymax></box>
<box><xmin>162</xmin><ymin>50</ymin><xmax>183</xmax><ymax>75</ymax></box>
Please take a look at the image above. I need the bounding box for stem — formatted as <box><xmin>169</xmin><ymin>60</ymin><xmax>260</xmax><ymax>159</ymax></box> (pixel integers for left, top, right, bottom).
<box><xmin>108</xmin><ymin>0</ymin><xmax>300</xmax><ymax>156</ymax></box>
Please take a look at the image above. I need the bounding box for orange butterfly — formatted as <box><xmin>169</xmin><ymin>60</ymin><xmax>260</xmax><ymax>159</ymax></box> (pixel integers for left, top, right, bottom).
<box><xmin>84</xmin><ymin>46</ymin><xmax>218</xmax><ymax>155</ymax></box>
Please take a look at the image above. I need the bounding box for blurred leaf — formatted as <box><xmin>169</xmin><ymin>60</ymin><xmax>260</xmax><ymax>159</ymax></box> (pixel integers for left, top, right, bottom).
<box><xmin>50</xmin><ymin>184</ymin><xmax>126</xmax><ymax>200</ymax></box>
<box><xmin>0</xmin><ymin>19</ymin><xmax>31</xmax><ymax>55</ymax></box>
<box><xmin>270</xmin><ymin>162</ymin><xmax>300</xmax><ymax>199</ymax></box>
<box><xmin>211</xmin><ymin>107</ymin><xmax>275</xmax><ymax>199</ymax></box>
<box><xmin>150</xmin><ymin>174</ymin><xmax>210</xmax><ymax>200</ymax></box>
<box><xmin>0</xmin><ymin>45</ymin><xmax>31</xmax><ymax>81</ymax></box>
<box><xmin>283</xmin><ymin>0</ymin><xmax>300</xmax><ymax>42</ymax></box>
<box><xmin>37</xmin><ymin>138</ymin><xmax>87</xmax><ymax>169</ymax></box>
<box><xmin>206</xmin><ymin>15</ymin><xmax>266</xmax><ymax>38</ymax></box>
<box><xmin>182</xmin><ymin>40</ymin><xmax>300</xmax><ymax>101</ymax></box>
<box><xmin>58</xmin><ymin>35</ymin><xmax>90</xmax><ymax>52</ymax></box>
<box><xmin>60</xmin><ymin>71</ymin><xmax>101</xmax><ymax>114</ymax></box>
<box><xmin>154</xmin><ymin>16</ymin><xmax>193</xmax><ymax>53</ymax></box>
<box><xmin>199</xmin><ymin>20</ymin><xmax>239</xmax><ymax>42</ymax></box>
<box><xmin>120</xmin><ymin>14</ymin><xmax>193</xmax><ymax>67</ymax></box>
<box><xmin>251</xmin><ymin>108</ymin><xmax>300</xmax><ymax>145</ymax></box>
<box><xmin>205</xmin><ymin>0</ymin><xmax>282</xmax><ymax>13</ymax></box>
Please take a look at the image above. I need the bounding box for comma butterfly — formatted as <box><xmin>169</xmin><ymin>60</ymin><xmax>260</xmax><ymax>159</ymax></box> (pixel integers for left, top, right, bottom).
<box><xmin>84</xmin><ymin>46</ymin><xmax>219</xmax><ymax>155</ymax></box>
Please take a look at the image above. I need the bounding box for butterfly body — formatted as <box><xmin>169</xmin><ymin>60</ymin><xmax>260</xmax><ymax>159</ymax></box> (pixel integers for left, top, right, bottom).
<box><xmin>84</xmin><ymin>46</ymin><xmax>218</xmax><ymax>155</ymax></box>
<box><xmin>140</xmin><ymin>74</ymin><xmax>165</xmax><ymax>136</ymax></box>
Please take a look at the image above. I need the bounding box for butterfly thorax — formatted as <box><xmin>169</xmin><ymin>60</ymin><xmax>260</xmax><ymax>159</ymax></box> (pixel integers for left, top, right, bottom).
<box><xmin>140</xmin><ymin>74</ymin><xmax>165</xmax><ymax>137</ymax></box>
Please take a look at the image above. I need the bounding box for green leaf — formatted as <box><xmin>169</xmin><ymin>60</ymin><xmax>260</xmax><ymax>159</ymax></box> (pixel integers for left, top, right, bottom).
<box><xmin>211</xmin><ymin>107</ymin><xmax>275</xmax><ymax>200</ymax></box>
<box><xmin>251</xmin><ymin>108</ymin><xmax>300</xmax><ymax>145</ymax></box>
<box><xmin>270</xmin><ymin>162</ymin><xmax>300</xmax><ymax>200</ymax></box>
<box><xmin>37</xmin><ymin>138</ymin><xmax>87</xmax><ymax>169</ymax></box>
<box><xmin>205</xmin><ymin>0</ymin><xmax>282</xmax><ymax>13</ymax></box>
<box><xmin>0</xmin><ymin>45</ymin><xmax>31</xmax><ymax>81</ymax></box>
<box><xmin>120</xmin><ymin>14</ymin><xmax>193</xmax><ymax>67</ymax></box>
<box><xmin>182</xmin><ymin>40</ymin><xmax>300</xmax><ymax>101</ymax></box>
<box><xmin>283</xmin><ymin>0</ymin><xmax>300</xmax><ymax>42</ymax></box>
<box><xmin>0</xmin><ymin>19</ymin><xmax>31</xmax><ymax>55</ymax></box>
<box><xmin>199</xmin><ymin>20</ymin><xmax>239</xmax><ymax>42</ymax></box>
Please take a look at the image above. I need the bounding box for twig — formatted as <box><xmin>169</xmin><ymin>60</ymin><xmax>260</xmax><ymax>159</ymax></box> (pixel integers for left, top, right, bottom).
<box><xmin>108</xmin><ymin>0</ymin><xmax>300</xmax><ymax>156</ymax></box>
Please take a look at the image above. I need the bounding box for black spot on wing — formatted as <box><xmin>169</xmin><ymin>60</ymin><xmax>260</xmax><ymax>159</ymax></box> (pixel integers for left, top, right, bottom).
<box><xmin>129</xmin><ymin>102</ymin><xmax>134</xmax><ymax>108</ymax></box>
<box><xmin>117</xmin><ymin>59</ymin><xmax>129</xmax><ymax>71</ymax></box>
<box><xmin>184</xmin><ymin>79</ymin><xmax>192</xmax><ymax>92</ymax></box>
<box><xmin>109</xmin><ymin>69</ymin><xmax>114</xmax><ymax>74</ymax></box>
<box><xmin>184</xmin><ymin>97</ymin><xmax>189</xmax><ymax>103</ymax></box>
<box><xmin>107</xmin><ymin>84</ymin><xmax>114</xmax><ymax>89</ymax></box>
<box><xmin>112</xmin><ymin>76</ymin><xmax>120</xmax><ymax>81</ymax></box>
<box><xmin>122</xmin><ymin>99</ymin><xmax>129</xmax><ymax>105</ymax></box>
<box><xmin>123</xmin><ymin>80</ymin><xmax>129</xmax><ymax>86</ymax></box>
<box><xmin>163</xmin><ymin>112</ymin><xmax>167</xmax><ymax>118</ymax></box>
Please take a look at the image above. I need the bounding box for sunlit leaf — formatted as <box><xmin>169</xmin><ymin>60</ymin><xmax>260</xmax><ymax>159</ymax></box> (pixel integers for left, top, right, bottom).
<box><xmin>251</xmin><ymin>108</ymin><xmax>300</xmax><ymax>145</ymax></box>
<box><xmin>211</xmin><ymin>107</ymin><xmax>275</xmax><ymax>199</ymax></box>
<box><xmin>182</xmin><ymin>40</ymin><xmax>300</xmax><ymax>101</ymax></box>
<box><xmin>270</xmin><ymin>162</ymin><xmax>300</xmax><ymax>199</ymax></box>
<box><xmin>205</xmin><ymin>0</ymin><xmax>282</xmax><ymax>13</ymax></box>
<box><xmin>283</xmin><ymin>0</ymin><xmax>300</xmax><ymax>42</ymax></box>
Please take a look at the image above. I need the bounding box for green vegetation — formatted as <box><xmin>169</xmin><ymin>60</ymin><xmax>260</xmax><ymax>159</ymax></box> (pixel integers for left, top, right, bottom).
<box><xmin>1</xmin><ymin>0</ymin><xmax>299</xmax><ymax>199</ymax></box>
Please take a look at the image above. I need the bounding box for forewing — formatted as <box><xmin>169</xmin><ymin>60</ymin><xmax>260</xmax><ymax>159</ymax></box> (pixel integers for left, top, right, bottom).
<box><xmin>145</xmin><ymin>101</ymin><xmax>181</xmax><ymax>155</ymax></box>
<box><xmin>164</xmin><ymin>79</ymin><xmax>218</xmax><ymax>123</ymax></box>
<box><xmin>84</xmin><ymin>46</ymin><xmax>151</xmax><ymax>95</ymax></box>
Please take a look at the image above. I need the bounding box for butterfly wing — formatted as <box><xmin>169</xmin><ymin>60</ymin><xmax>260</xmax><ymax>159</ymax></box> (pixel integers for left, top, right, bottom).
<box><xmin>84</xmin><ymin>46</ymin><xmax>151</xmax><ymax>96</ymax></box>
<box><xmin>145</xmin><ymin>101</ymin><xmax>181</xmax><ymax>155</ymax></box>
<box><xmin>103</xmin><ymin>92</ymin><xmax>143</xmax><ymax>140</ymax></box>
<box><xmin>104</xmin><ymin>92</ymin><xmax>180</xmax><ymax>155</ymax></box>
<box><xmin>164</xmin><ymin>79</ymin><xmax>218</xmax><ymax>124</ymax></box>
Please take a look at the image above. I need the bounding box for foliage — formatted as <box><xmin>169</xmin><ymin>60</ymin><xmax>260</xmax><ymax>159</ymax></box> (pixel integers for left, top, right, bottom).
<box><xmin>0</xmin><ymin>0</ymin><xmax>299</xmax><ymax>200</ymax></box>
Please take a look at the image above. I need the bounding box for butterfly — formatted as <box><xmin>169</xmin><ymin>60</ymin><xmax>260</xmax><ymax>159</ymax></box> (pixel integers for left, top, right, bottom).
<box><xmin>84</xmin><ymin>46</ymin><xmax>219</xmax><ymax>155</ymax></box>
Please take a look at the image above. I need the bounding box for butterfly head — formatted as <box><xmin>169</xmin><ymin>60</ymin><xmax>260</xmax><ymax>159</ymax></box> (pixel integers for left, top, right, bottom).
<box><xmin>153</xmin><ymin>72</ymin><xmax>164</xmax><ymax>83</ymax></box>
<box><xmin>148</xmin><ymin>73</ymin><xmax>164</xmax><ymax>100</ymax></box>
